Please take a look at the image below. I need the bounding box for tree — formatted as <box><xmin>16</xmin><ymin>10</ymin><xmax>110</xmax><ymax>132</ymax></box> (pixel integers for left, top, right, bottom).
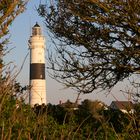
<box><xmin>0</xmin><ymin>0</ymin><xmax>28</xmax><ymax>76</ymax></box>
<box><xmin>0</xmin><ymin>0</ymin><xmax>28</xmax><ymax>113</ymax></box>
<box><xmin>77</xmin><ymin>99</ymin><xmax>105</xmax><ymax>121</ymax></box>
<box><xmin>0</xmin><ymin>0</ymin><xmax>28</xmax><ymax>81</ymax></box>
<box><xmin>38</xmin><ymin>0</ymin><xmax>140</xmax><ymax>93</ymax></box>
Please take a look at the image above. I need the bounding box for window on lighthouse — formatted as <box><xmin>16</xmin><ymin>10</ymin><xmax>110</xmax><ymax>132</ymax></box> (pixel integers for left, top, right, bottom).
<box><xmin>40</xmin><ymin>74</ymin><xmax>43</xmax><ymax>78</ymax></box>
<box><xmin>32</xmin><ymin>28</ymin><xmax>41</xmax><ymax>36</ymax></box>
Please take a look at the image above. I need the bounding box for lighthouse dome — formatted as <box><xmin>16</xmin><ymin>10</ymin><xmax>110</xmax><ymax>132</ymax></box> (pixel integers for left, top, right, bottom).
<box><xmin>34</xmin><ymin>22</ymin><xmax>40</xmax><ymax>27</ymax></box>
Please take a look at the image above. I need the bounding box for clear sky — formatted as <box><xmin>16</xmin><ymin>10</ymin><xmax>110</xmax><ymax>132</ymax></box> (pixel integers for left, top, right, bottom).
<box><xmin>6</xmin><ymin>0</ymin><xmax>130</xmax><ymax>105</ymax></box>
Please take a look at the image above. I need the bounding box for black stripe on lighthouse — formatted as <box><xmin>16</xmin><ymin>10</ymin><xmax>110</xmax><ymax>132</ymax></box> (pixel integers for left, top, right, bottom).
<box><xmin>30</xmin><ymin>63</ymin><xmax>45</xmax><ymax>79</ymax></box>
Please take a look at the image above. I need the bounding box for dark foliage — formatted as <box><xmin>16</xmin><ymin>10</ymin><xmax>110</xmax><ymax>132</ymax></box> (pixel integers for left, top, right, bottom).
<box><xmin>38</xmin><ymin>0</ymin><xmax>140</xmax><ymax>93</ymax></box>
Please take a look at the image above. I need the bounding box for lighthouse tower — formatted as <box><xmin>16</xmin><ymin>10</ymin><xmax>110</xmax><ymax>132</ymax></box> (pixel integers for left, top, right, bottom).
<box><xmin>29</xmin><ymin>23</ymin><xmax>46</xmax><ymax>106</ymax></box>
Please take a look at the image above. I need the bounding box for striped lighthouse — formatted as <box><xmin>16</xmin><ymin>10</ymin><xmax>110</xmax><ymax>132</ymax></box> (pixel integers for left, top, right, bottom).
<box><xmin>29</xmin><ymin>22</ymin><xmax>46</xmax><ymax>106</ymax></box>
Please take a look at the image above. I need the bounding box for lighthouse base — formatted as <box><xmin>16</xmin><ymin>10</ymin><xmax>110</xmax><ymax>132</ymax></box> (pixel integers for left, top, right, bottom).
<box><xmin>30</xmin><ymin>79</ymin><xmax>46</xmax><ymax>107</ymax></box>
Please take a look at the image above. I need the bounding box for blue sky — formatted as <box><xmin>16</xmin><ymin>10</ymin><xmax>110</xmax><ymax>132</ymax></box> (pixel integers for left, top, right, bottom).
<box><xmin>6</xmin><ymin>0</ymin><xmax>129</xmax><ymax>105</ymax></box>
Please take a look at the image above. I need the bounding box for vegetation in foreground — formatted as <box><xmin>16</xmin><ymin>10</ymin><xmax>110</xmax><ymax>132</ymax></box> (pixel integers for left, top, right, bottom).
<box><xmin>0</xmin><ymin>95</ymin><xmax>140</xmax><ymax>140</ymax></box>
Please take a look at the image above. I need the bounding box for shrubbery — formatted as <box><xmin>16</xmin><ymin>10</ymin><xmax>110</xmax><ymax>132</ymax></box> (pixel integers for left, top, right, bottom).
<box><xmin>0</xmin><ymin>96</ymin><xmax>140</xmax><ymax>139</ymax></box>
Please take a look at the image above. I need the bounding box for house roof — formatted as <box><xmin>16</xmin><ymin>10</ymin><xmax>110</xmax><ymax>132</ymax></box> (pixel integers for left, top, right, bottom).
<box><xmin>110</xmin><ymin>101</ymin><xmax>134</xmax><ymax>110</ymax></box>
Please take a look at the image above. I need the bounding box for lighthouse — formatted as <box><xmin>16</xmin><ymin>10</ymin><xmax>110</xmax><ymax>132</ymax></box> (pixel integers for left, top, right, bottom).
<box><xmin>28</xmin><ymin>22</ymin><xmax>46</xmax><ymax>106</ymax></box>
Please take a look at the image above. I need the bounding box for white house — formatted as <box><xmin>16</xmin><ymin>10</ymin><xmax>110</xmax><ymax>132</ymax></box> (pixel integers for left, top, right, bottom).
<box><xmin>110</xmin><ymin>101</ymin><xmax>134</xmax><ymax>114</ymax></box>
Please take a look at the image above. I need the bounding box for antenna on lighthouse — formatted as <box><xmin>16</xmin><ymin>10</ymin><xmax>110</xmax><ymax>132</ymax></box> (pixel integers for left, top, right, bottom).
<box><xmin>29</xmin><ymin>16</ymin><xmax>31</xmax><ymax>36</ymax></box>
